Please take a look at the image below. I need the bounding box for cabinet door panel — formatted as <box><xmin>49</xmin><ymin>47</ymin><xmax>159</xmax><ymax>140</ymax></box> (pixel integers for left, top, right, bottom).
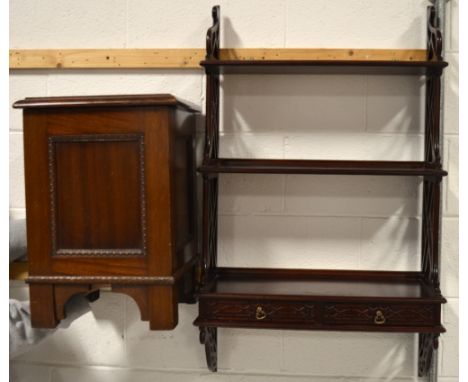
<box><xmin>51</xmin><ymin>134</ymin><xmax>146</xmax><ymax>257</ymax></box>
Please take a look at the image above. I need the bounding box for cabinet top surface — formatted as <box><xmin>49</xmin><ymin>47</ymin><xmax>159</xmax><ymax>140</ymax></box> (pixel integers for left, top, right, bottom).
<box><xmin>13</xmin><ymin>93</ymin><xmax>199</xmax><ymax>112</ymax></box>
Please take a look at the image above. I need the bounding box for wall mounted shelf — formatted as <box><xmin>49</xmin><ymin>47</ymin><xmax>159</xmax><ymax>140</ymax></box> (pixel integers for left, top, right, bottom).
<box><xmin>195</xmin><ymin>5</ymin><xmax>448</xmax><ymax>377</ymax></box>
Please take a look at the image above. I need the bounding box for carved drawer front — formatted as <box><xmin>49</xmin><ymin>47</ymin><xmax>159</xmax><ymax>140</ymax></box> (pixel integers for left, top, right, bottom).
<box><xmin>323</xmin><ymin>303</ymin><xmax>436</xmax><ymax>327</ymax></box>
<box><xmin>202</xmin><ymin>300</ymin><xmax>315</xmax><ymax>323</ymax></box>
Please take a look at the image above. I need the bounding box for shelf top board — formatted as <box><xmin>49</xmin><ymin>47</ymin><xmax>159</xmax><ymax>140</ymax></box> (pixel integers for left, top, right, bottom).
<box><xmin>200</xmin><ymin>269</ymin><xmax>445</xmax><ymax>303</ymax></box>
<box><xmin>200</xmin><ymin>59</ymin><xmax>448</xmax><ymax>75</ymax></box>
<box><xmin>200</xmin><ymin>159</ymin><xmax>447</xmax><ymax>177</ymax></box>
<box><xmin>212</xmin><ymin>279</ymin><xmax>428</xmax><ymax>299</ymax></box>
<box><xmin>13</xmin><ymin>93</ymin><xmax>199</xmax><ymax>112</ymax></box>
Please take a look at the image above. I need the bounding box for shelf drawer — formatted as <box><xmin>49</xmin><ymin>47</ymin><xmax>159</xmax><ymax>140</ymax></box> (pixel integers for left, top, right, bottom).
<box><xmin>197</xmin><ymin>298</ymin><xmax>443</xmax><ymax>332</ymax></box>
<box><xmin>200</xmin><ymin>299</ymin><xmax>316</xmax><ymax>324</ymax></box>
<box><xmin>323</xmin><ymin>303</ymin><xmax>437</xmax><ymax>327</ymax></box>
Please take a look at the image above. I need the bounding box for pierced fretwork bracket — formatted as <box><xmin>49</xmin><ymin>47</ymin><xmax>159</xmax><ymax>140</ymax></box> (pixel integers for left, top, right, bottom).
<box><xmin>419</xmin><ymin>333</ymin><xmax>439</xmax><ymax>377</ymax></box>
<box><xmin>427</xmin><ymin>5</ymin><xmax>443</xmax><ymax>61</ymax></box>
<box><xmin>200</xmin><ymin>326</ymin><xmax>217</xmax><ymax>371</ymax></box>
<box><xmin>206</xmin><ymin>6</ymin><xmax>220</xmax><ymax>60</ymax></box>
<box><xmin>201</xmin><ymin>177</ymin><xmax>218</xmax><ymax>286</ymax></box>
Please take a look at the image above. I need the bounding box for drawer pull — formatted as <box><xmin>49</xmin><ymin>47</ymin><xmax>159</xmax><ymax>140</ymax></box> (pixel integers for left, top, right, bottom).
<box><xmin>374</xmin><ymin>310</ymin><xmax>386</xmax><ymax>325</ymax></box>
<box><xmin>255</xmin><ymin>306</ymin><xmax>267</xmax><ymax>320</ymax></box>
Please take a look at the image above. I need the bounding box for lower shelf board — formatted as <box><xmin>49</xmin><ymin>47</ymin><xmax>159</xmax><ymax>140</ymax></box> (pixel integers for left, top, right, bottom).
<box><xmin>194</xmin><ymin>268</ymin><xmax>446</xmax><ymax>333</ymax></box>
<box><xmin>199</xmin><ymin>158</ymin><xmax>448</xmax><ymax>177</ymax></box>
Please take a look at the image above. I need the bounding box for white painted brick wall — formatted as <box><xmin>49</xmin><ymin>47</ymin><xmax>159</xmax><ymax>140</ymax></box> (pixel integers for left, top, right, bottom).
<box><xmin>283</xmin><ymin>175</ymin><xmax>421</xmax><ymax>217</ymax></box>
<box><xmin>444</xmin><ymin>54</ymin><xmax>459</xmax><ymax>135</ymax></box>
<box><xmin>14</xmin><ymin>292</ymin><xmax>127</xmax><ymax>366</ymax></box>
<box><xmin>9</xmin><ymin>73</ymin><xmax>48</xmax><ymax>132</ymax></box>
<box><xmin>218</xmin><ymin>215</ymin><xmax>362</xmax><ymax>269</ymax></box>
<box><xmin>441</xmin><ymin>218</ymin><xmax>459</xmax><ymax>298</ymax></box>
<box><xmin>450</xmin><ymin>0</ymin><xmax>459</xmax><ymax>51</ymax></box>
<box><xmin>282</xmin><ymin>331</ymin><xmax>415</xmax><ymax>377</ymax></box>
<box><xmin>285</xmin><ymin>0</ymin><xmax>427</xmax><ymax>49</ymax></box>
<box><xmin>10</xmin><ymin>0</ymin><xmax>128</xmax><ymax>49</ymax></box>
<box><xmin>9</xmin><ymin>132</ymin><xmax>25</xmax><ymax>210</ymax></box>
<box><xmin>9</xmin><ymin>0</ymin><xmax>458</xmax><ymax>381</ymax></box>
<box><xmin>440</xmin><ymin>299</ymin><xmax>459</xmax><ymax>377</ymax></box>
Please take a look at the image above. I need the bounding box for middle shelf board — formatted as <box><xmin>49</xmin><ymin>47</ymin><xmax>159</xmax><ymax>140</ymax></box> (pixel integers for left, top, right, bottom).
<box><xmin>199</xmin><ymin>159</ymin><xmax>447</xmax><ymax>177</ymax></box>
<box><xmin>200</xmin><ymin>59</ymin><xmax>448</xmax><ymax>75</ymax></box>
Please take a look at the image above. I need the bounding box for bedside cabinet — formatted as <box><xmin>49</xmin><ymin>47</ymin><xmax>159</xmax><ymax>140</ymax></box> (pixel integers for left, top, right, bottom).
<box><xmin>13</xmin><ymin>94</ymin><xmax>199</xmax><ymax>330</ymax></box>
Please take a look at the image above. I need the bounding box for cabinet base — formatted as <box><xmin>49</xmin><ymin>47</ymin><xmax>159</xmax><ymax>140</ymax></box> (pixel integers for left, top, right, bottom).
<box><xmin>28</xmin><ymin>283</ymin><xmax>180</xmax><ymax>330</ymax></box>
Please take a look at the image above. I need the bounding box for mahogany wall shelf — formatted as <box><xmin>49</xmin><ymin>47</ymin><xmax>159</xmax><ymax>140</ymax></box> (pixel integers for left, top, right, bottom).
<box><xmin>195</xmin><ymin>5</ymin><xmax>448</xmax><ymax>377</ymax></box>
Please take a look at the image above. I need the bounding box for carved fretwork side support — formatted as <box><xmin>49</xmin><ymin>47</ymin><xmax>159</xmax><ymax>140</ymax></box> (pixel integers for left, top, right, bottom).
<box><xmin>200</xmin><ymin>7</ymin><xmax>221</xmax><ymax>372</ymax></box>
<box><xmin>201</xmin><ymin>176</ymin><xmax>218</xmax><ymax>287</ymax></box>
<box><xmin>427</xmin><ymin>6</ymin><xmax>443</xmax><ymax>62</ymax></box>
<box><xmin>204</xmin><ymin>6</ymin><xmax>220</xmax><ymax>162</ymax></box>
<box><xmin>425</xmin><ymin>74</ymin><xmax>442</xmax><ymax>164</ymax></box>
<box><xmin>201</xmin><ymin>68</ymin><xmax>220</xmax><ymax>288</ymax></box>
<box><xmin>200</xmin><ymin>326</ymin><xmax>218</xmax><ymax>372</ymax></box>
<box><xmin>419</xmin><ymin>6</ymin><xmax>444</xmax><ymax>379</ymax></box>
<box><xmin>201</xmin><ymin>6</ymin><xmax>221</xmax><ymax>289</ymax></box>
<box><xmin>422</xmin><ymin>5</ymin><xmax>443</xmax><ymax>292</ymax></box>
<box><xmin>419</xmin><ymin>333</ymin><xmax>439</xmax><ymax>377</ymax></box>
<box><xmin>421</xmin><ymin>180</ymin><xmax>441</xmax><ymax>292</ymax></box>
<box><xmin>204</xmin><ymin>73</ymin><xmax>220</xmax><ymax>163</ymax></box>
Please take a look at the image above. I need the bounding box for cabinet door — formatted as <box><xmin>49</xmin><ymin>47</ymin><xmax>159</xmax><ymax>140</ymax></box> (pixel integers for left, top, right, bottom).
<box><xmin>23</xmin><ymin>107</ymin><xmax>173</xmax><ymax>277</ymax></box>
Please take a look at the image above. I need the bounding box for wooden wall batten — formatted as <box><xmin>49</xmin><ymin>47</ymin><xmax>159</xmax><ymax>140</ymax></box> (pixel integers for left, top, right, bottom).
<box><xmin>10</xmin><ymin>48</ymin><xmax>427</xmax><ymax>69</ymax></box>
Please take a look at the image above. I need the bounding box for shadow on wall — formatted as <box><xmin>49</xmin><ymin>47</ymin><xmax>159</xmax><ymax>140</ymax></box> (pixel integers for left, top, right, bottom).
<box><xmin>12</xmin><ymin>292</ymin><xmax>127</xmax><ymax>366</ymax></box>
<box><xmin>216</xmin><ymin>73</ymin><xmax>426</xmax><ymax>272</ymax></box>
<box><xmin>217</xmin><ymin>193</ymin><xmax>423</xmax><ymax>271</ymax></box>
<box><xmin>398</xmin><ymin>15</ymin><xmax>426</xmax><ymax>51</ymax></box>
<box><xmin>220</xmin><ymin>15</ymin><xmax>426</xmax><ymax>160</ymax></box>
<box><xmin>220</xmin><ymin>74</ymin><xmax>425</xmax><ymax>160</ymax></box>
<box><xmin>223</xmin><ymin>17</ymin><xmax>241</xmax><ymax>52</ymax></box>
<box><xmin>215</xmin><ymin>15</ymin><xmax>427</xmax><ymax>274</ymax></box>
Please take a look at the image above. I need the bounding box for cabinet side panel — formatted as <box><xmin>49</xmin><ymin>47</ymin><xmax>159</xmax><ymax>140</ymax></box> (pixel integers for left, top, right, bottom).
<box><xmin>144</xmin><ymin>108</ymin><xmax>173</xmax><ymax>276</ymax></box>
<box><xmin>172</xmin><ymin>109</ymin><xmax>197</xmax><ymax>270</ymax></box>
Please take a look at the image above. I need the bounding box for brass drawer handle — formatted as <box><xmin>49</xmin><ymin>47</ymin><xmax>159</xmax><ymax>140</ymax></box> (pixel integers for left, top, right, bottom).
<box><xmin>374</xmin><ymin>310</ymin><xmax>386</xmax><ymax>325</ymax></box>
<box><xmin>256</xmin><ymin>306</ymin><xmax>267</xmax><ymax>320</ymax></box>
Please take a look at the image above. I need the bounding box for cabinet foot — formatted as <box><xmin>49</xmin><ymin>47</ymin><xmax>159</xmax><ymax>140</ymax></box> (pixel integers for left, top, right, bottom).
<box><xmin>200</xmin><ymin>326</ymin><xmax>217</xmax><ymax>372</ymax></box>
<box><xmin>418</xmin><ymin>333</ymin><xmax>439</xmax><ymax>377</ymax></box>
<box><xmin>29</xmin><ymin>284</ymin><xmax>59</xmax><ymax>328</ymax></box>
